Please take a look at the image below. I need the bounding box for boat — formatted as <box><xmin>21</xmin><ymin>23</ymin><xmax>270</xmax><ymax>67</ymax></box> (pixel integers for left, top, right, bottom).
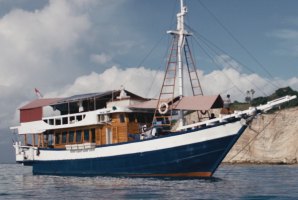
<box><xmin>11</xmin><ymin>0</ymin><xmax>296</xmax><ymax>177</ymax></box>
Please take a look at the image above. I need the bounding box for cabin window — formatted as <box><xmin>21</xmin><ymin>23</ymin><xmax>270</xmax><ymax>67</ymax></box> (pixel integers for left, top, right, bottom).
<box><xmin>77</xmin><ymin>115</ymin><xmax>82</xmax><ymax>121</ymax></box>
<box><xmin>119</xmin><ymin>114</ymin><xmax>125</xmax><ymax>123</ymax></box>
<box><xmin>62</xmin><ymin>117</ymin><xmax>68</xmax><ymax>125</ymax></box>
<box><xmin>69</xmin><ymin>130</ymin><xmax>75</xmax><ymax>143</ymax></box>
<box><xmin>70</xmin><ymin>116</ymin><xmax>75</xmax><ymax>123</ymax></box>
<box><xmin>84</xmin><ymin>129</ymin><xmax>89</xmax><ymax>142</ymax></box>
<box><xmin>91</xmin><ymin>128</ymin><xmax>95</xmax><ymax>143</ymax></box>
<box><xmin>55</xmin><ymin>132</ymin><xmax>61</xmax><ymax>144</ymax></box>
<box><xmin>48</xmin><ymin>119</ymin><xmax>53</xmax><ymax>125</ymax></box>
<box><xmin>55</xmin><ymin>118</ymin><xmax>61</xmax><ymax>125</ymax></box>
<box><xmin>76</xmin><ymin>130</ymin><xmax>82</xmax><ymax>143</ymax></box>
<box><xmin>62</xmin><ymin>131</ymin><xmax>67</xmax><ymax>144</ymax></box>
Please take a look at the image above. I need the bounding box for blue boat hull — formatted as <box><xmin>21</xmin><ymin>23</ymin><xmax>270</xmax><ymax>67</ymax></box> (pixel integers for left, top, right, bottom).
<box><xmin>32</xmin><ymin>126</ymin><xmax>247</xmax><ymax>177</ymax></box>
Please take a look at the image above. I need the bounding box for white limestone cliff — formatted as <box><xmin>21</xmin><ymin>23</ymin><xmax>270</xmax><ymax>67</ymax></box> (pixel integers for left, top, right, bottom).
<box><xmin>224</xmin><ymin>107</ymin><xmax>298</xmax><ymax>164</ymax></box>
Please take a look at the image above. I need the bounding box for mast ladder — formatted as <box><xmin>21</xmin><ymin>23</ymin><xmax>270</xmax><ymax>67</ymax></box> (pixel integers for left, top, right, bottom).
<box><xmin>152</xmin><ymin>35</ymin><xmax>179</xmax><ymax>128</ymax></box>
<box><xmin>184</xmin><ymin>37</ymin><xmax>208</xmax><ymax>120</ymax></box>
<box><xmin>184</xmin><ymin>37</ymin><xmax>203</xmax><ymax>96</ymax></box>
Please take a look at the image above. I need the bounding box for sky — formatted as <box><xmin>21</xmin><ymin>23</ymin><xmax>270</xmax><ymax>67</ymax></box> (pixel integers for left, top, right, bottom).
<box><xmin>1</xmin><ymin>0</ymin><xmax>298</xmax><ymax>162</ymax></box>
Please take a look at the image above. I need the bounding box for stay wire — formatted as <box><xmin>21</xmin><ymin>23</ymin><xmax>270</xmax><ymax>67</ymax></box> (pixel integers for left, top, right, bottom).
<box><xmin>189</xmin><ymin>30</ymin><xmax>246</xmax><ymax>96</ymax></box>
<box><xmin>222</xmin><ymin>110</ymin><xmax>282</xmax><ymax>178</ymax></box>
<box><xmin>145</xmin><ymin>0</ymin><xmax>178</xmax><ymax>98</ymax></box>
<box><xmin>185</xmin><ymin>23</ymin><xmax>272</xmax><ymax>97</ymax></box>
<box><xmin>195</xmin><ymin>0</ymin><xmax>281</xmax><ymax>89</ymax></box>
<box><xmin>146</xmin><ymin>36</ymin><xmax>173</xmax><ymax>98</ymax></box>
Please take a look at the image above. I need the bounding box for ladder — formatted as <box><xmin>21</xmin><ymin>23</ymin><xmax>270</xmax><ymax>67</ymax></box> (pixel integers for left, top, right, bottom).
<box><xmin>152</xmin><ymin>35</ymin><xmax>179</xmax><ymax>128</ymax></box>
<box><xmin>184</xmin><ymin>37</ymin><xmax>204</xmax><ymax>96</ymax></box>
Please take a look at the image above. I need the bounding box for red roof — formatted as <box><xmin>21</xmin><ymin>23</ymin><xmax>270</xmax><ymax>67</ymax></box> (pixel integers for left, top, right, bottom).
<box><xmin>19</xmin><ymin>98</ymin><xmax>62</xmax><ymax>110</ymax></box>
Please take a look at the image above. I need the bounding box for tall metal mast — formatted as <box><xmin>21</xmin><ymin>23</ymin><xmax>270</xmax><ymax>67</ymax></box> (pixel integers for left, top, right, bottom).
<box><xmin>167</xmin><ymin>0</ymin><xmax>190</xmax><ymax>98</ymax></box>
<box><xmin>152</xmin><ymin>0</ymin><xmax>204</xmax><ymax>129</ymax></box>
<box><xmin>167</xmin><ymin>0</ymin><xmax>191</xmax><ymax>126</ymax></box>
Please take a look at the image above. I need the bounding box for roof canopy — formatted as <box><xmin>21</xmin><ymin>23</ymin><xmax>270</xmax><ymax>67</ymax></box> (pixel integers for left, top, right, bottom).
<box><xmin>130</xmin><ymin>95</ymin><xmax>223</xmax><ymax>111</ymax></box>
<box><xmin>19</xmin><ymin>90</ymin><xmax>148</xmax><ymax>110</ymax></box>
<box><xmin>19</xmin><ymin>98</ymin><xmax>62</xmax><ymax>110</ymax></box>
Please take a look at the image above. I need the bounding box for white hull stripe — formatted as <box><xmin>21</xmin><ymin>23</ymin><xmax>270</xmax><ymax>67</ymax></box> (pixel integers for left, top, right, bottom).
<box><xmin>34</xmin><ymin>121</ymin><xmax>244</xmax><ymax>161</ymax></box>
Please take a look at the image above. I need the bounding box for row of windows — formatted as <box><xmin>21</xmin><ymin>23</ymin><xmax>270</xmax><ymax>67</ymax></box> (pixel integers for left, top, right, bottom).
<box><xmin>55</xmin><ymin>128</ymin><xmax>96</xmax><ymax>145</ymax></box>
<box><xmin>44</xmin><ymin>115</ymin><xmax>86</xmax><ymax>125</ymax></box>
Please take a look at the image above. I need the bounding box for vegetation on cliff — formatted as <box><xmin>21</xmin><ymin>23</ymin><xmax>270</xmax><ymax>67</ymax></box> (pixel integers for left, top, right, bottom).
<box><xmin>231</xmin><ymin>87</ymin><xmax>298</xmax><ymax>111</ymax></box>
<box><xmin>251</xmin><ymin>87</ymin><xmax>298</xmax><ymax>108</ymax></box>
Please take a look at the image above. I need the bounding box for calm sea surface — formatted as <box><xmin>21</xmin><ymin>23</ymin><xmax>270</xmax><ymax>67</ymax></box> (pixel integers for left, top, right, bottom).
<box><xmin>0</xmin><ymin>164</ymin><xmax>297</xmax><ymax>200</ymax></box>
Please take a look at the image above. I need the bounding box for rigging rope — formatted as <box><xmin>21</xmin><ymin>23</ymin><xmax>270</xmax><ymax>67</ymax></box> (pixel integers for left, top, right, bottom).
<box><xmin>195</xmin><ymin>0</ymin><xmax>281</xmax><ymax>89</ymax></box>
<box><xmin>222</xmin><ymin>109</ymin><xmax>282</xmax><ymax>178</ymax></box>
<box><xmin>188</xmin><ymin>30</ymin><xmax>246</xmax><ymax>96</ymax></box>
<box><xmin>185</xmin><ymin>23</ymin><xmax>272</xmax><ymax>97</ymax></box>
<box><xmin>122</xmin><ymin>0</ymin><xmax>179</xmax><ymax>99</ymax></box>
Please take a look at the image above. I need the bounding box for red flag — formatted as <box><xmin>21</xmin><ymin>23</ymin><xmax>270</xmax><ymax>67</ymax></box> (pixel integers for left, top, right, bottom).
<box><xmin>34</xmin><ymin>88</ymin><xmax>43</xmax><ymax>98</ymax></box>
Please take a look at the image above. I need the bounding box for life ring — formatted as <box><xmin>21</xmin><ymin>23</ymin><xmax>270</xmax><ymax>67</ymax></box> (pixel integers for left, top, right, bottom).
<box><xmin>200</xmin><ymin>110</ymin><xmax>208</xmax><ymax>115</ymax></box>
<box><xmin>158</xmin><ymin>102</ymin><xmax>169</xmax><ymax>115</ymax></box>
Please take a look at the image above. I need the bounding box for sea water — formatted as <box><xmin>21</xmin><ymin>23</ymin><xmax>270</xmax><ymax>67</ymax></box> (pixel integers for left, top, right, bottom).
<box><xmin>0</xmin><ymin>164</ymin><xmax>297</xmax><ymax>200</ymax></box>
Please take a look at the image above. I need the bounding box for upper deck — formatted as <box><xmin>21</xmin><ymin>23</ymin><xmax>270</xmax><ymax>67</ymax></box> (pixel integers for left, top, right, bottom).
<box><xmin>12</xmin><ymin>89</ymin><xmax>152</xmax><ymax>134</ymax></box>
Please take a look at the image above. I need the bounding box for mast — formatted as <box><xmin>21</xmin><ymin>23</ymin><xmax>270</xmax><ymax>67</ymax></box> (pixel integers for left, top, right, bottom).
<box><xmin>152</xmin><ymin>0</ymin><xmax>203</xmax><ymax>129</ymax></box>
<box><xmin>167</xmin><ymin>0</ymin><xmax>189</xmax><ymax>97</ymax></box>
<box><xmin>167</xmin><ymin>0</ymin><xmax>191</xmax><ymax>126</ymax></box>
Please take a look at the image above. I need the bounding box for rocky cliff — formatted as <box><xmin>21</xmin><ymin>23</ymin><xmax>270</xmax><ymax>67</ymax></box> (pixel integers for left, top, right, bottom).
<box><xmin>224</xmin><ymin>107</ymin><xmax>298</xmax><ymax>164</ymax></box>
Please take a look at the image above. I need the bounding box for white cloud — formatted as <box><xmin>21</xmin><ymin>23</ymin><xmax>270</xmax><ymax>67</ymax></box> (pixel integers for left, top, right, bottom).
<box><xmin>1</xmin><ymin>0</ymin><xmax>298</xmax><ymax>132</ymax></box>
<box><xmin>90</xmin><ymin>53</ymin><xmax>112</xmax><ymax>65</ymax></box>
<box><xmin>271</xmin><ymin>29</ymin><xmax>298</xmax><ymax>40</ymax></box>
<box><xmin>214</xmin><ymin>54</ymin><xmax>242</xmax><ymax>71</ymax></box>
<box><xmin>44</xmin><ymin>65</ymin><xmax>298</xmax><ymax>106</ymax></box>
<box><xmin>267</xmin><ymin>17</ymin><xmax>298</xmax><ymax>57</ymax></box>
<box><xmin>46</xmin><ymin>66</ymin><xmax>164</xmax><ymax>98</ymax></box>
<box><xmin>0</xmin><ymin>0</ymin><xmax>91</xmax><ymax>88</ymax></box>
<box><xmin>0</xmin><ymin>0</ymin><xmax>95</xmax><ymax>129</ymax></box>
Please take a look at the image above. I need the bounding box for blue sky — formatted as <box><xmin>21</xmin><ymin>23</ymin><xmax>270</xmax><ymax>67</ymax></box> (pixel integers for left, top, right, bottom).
<box><xmin>0</xmin><ymin>0</ymin><xmax>298</xmax><ymax>162</ymax></box>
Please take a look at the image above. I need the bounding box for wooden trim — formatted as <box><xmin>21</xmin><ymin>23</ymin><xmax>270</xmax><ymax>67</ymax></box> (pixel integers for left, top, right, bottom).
<box><xmin>32</xmin><ymin>134</ymin><xmax>36</xmax><ymax>146</ymax></box>
<box><xmin>24</xmin><ymin>134</ymin><xmax>27</xmax><ymax>145</ymax></box>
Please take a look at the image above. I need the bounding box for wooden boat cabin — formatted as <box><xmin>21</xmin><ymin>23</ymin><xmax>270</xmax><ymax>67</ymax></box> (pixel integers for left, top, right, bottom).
<box><xmin>13</xmin><ymin>89</ymin><xmax>224</xmax><ymax>151</ymax></box>
<box><xmin>15</xmin><ymin>89</ymin><xmax>156</xmax><ymax>149</ymax></box>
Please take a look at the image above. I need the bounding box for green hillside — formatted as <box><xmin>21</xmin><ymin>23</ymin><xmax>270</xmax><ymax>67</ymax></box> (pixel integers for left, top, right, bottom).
<box><xmin>231</xmin><ymin>87</ymin><xmax>298</xmax><ymax>111</ymax></box>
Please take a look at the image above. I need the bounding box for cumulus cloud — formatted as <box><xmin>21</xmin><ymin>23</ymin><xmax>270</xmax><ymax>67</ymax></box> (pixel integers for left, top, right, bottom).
<box><xmin>2</xmin><ymin>1</ymin><xmax>298</xmax><ymax>131</ymax></box>
<box><xmin>214</xmin><ymin>54</ymin><xmax>242</xmax><ymax>71</ymax></box>
<box><xmin>44</xmin><ymin>65</ymin><xmax>298</xmax><ymax>105</ymax></box>
<box><xmin>0</xmin><ymin>0</ymin><xmax>95</xmax><ymax>129</ymax></box>
<box><xmin>45</xmin><ymin>66</ymin><xmax>164</xmax><ymax>98</ymax></box>
<box><xmin>0</xmin><ymin>0</ymin><xmax>91</xmax><ymax>87</ymax></box>
<box><xmin>0</xmin><ymin>0</ymin><xmax>133</xmax><ymax>132</ymax></box>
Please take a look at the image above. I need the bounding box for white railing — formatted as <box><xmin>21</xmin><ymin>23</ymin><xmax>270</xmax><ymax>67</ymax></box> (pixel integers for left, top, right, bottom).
<box><xmin>177</xmin><ymin>95</ymin><xmax>297</xmax><ymax>131</ymax></box>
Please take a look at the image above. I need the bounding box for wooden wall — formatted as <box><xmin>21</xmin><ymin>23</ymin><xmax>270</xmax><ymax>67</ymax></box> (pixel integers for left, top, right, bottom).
<box><xmin>34</xmin><ymin>112</ymin><xmax>144</xmax><ymax>149</ymax></box>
